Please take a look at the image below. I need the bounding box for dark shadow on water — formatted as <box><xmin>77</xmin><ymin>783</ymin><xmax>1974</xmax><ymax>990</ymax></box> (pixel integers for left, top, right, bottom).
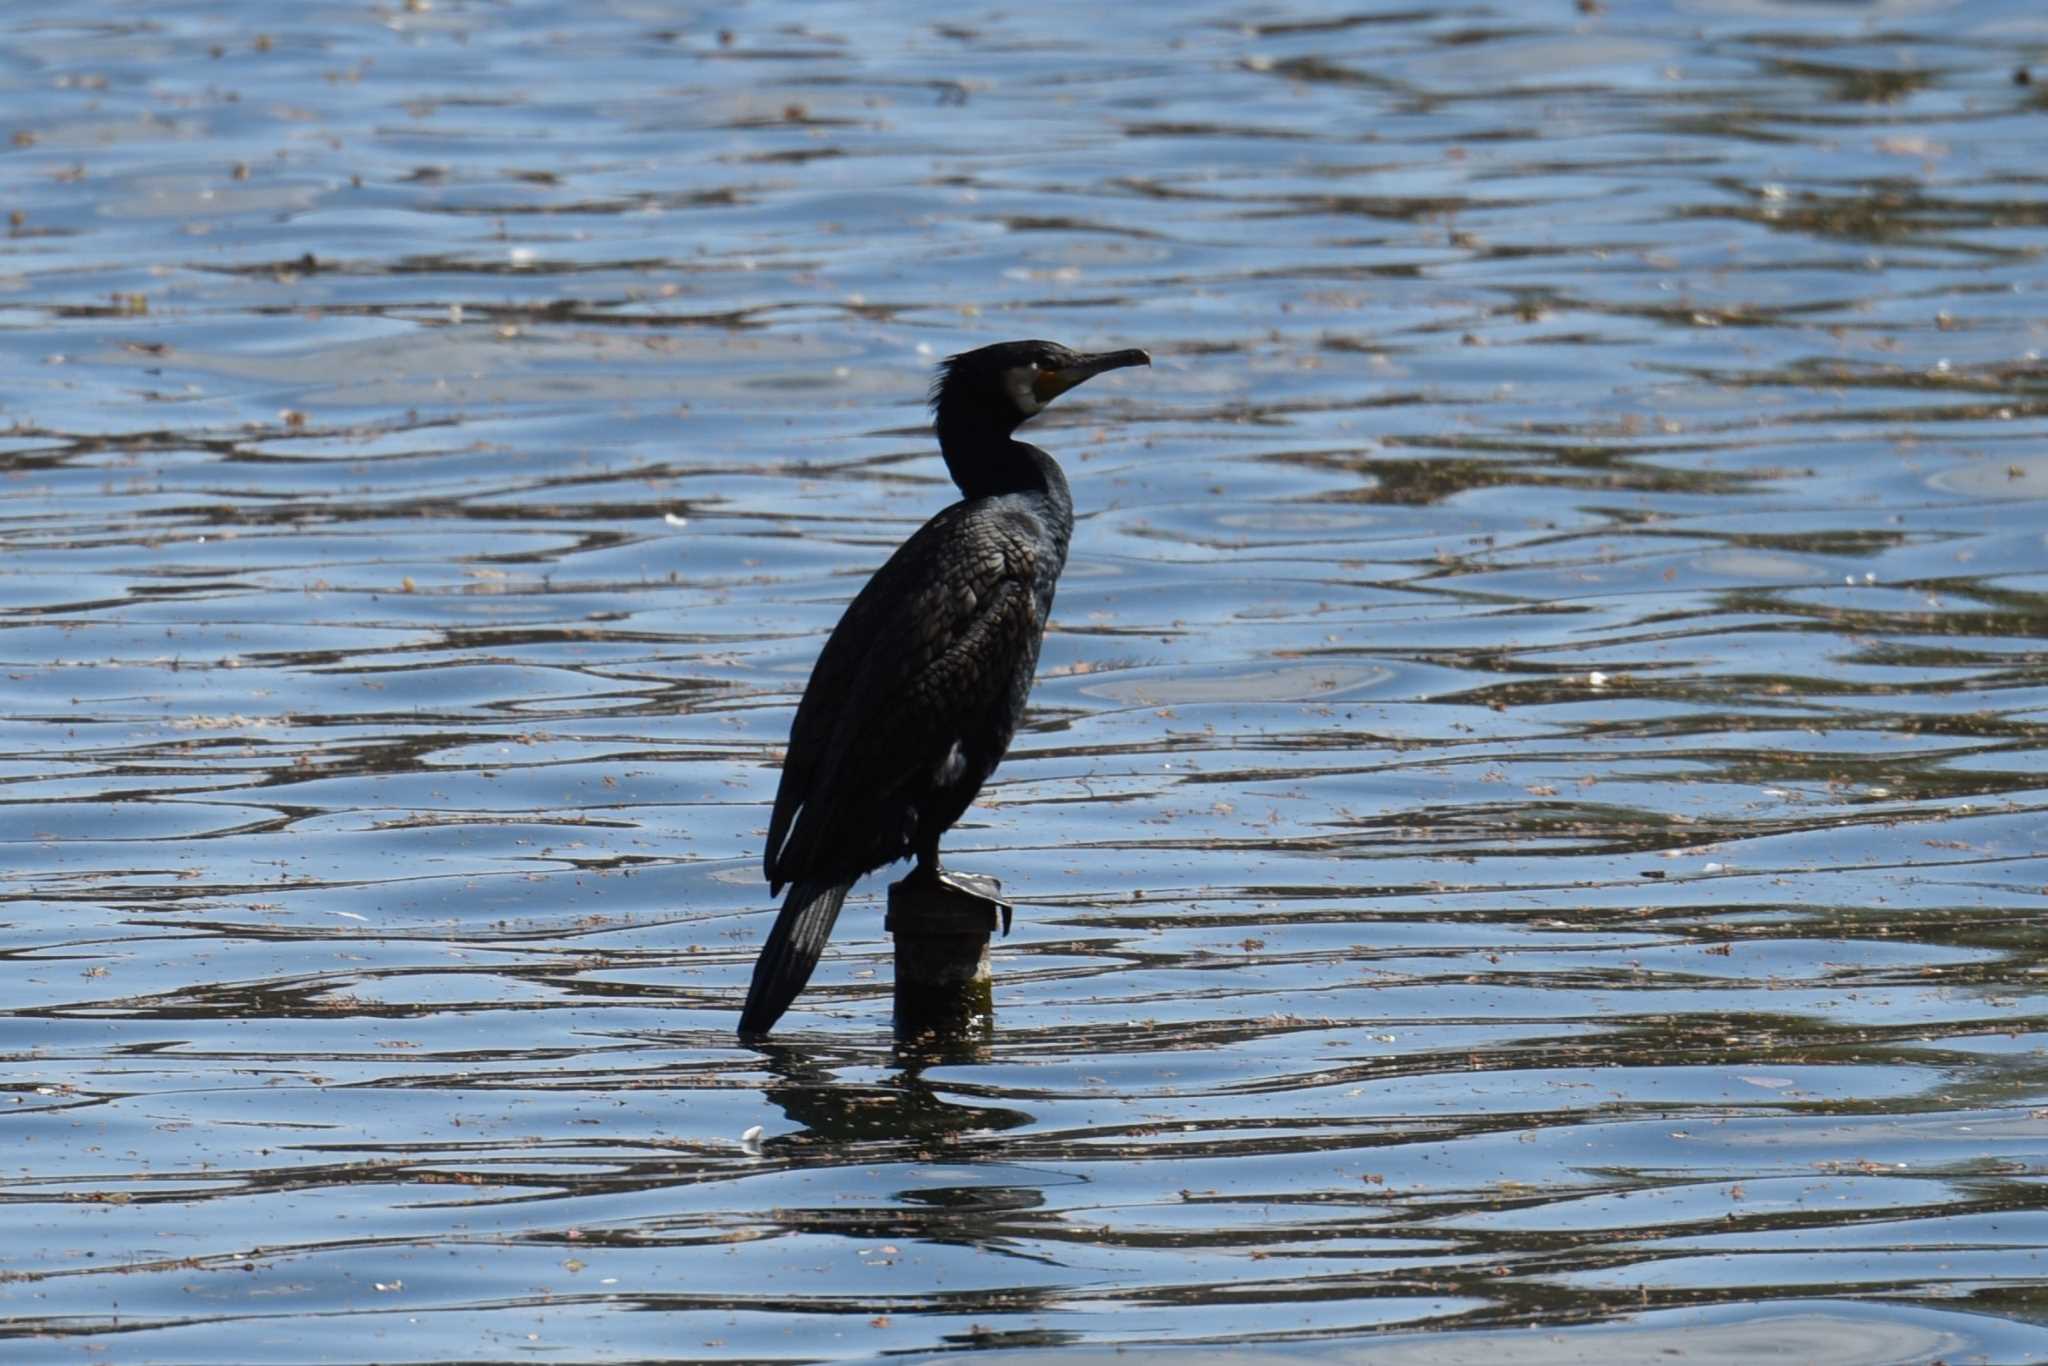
<box><xmin>751</xmin><ymin>1038</ymin><xmax>1034</xmax><ymax>1151</ymax></box>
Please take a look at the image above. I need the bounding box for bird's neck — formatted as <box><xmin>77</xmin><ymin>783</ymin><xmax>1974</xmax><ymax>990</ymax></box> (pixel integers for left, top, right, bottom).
<box><xmin>935</xmin><ymin>415</ymin><xmax>1073</xmax><ymax>518</ymax></box>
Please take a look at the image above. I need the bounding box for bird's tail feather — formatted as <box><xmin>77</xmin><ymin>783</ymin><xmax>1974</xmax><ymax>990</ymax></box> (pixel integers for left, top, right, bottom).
<box><xmin>738</xmin><ymin>877</ymin><xmax>854</xmax><ymax>1036</ymax></box>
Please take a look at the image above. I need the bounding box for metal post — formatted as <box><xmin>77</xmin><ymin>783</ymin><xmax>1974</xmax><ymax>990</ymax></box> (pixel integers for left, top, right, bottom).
<box><xmin>884</xmin><ymin>872</ymin><xmax>1009</xmax><ymax>1039</ymax></box>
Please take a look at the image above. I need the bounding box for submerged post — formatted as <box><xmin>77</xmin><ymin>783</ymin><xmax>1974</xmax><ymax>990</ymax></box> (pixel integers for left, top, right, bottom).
<box><xmin>885</xmin><ymin>873</ymin><xmax>1009</xmax><ymax>1039</ymax></box>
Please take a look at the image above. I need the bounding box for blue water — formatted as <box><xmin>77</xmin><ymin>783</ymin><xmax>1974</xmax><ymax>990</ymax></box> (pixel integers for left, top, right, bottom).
<box><xmin>3</xmin><ymin>0</ymin><xmax>2048</xmax><ymax>1361</ymax></box>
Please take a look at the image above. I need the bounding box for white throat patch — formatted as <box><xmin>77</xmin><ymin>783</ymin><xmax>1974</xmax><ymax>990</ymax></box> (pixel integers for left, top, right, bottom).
<box><xmin>1003</xmin><ymin>365</ymin><xmax>1045</xmax><ymax>417</ymax></box>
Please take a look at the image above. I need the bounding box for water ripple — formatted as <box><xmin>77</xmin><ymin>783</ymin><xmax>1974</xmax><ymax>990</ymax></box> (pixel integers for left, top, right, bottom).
<box><xmin>3</xmin><ymin>0</ymin><xmax>2048</xmax><ymax>1359</ymax></box>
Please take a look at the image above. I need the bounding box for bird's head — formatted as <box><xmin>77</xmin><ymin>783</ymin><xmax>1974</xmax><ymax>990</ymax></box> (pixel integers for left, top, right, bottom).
<box><xmin>931</xmin><ymin>339</ymin><xmax>1151</xmax><ymax>435</ymax></box>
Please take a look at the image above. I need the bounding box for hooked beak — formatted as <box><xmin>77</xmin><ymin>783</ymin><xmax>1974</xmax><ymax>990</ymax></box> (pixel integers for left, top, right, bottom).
<box><xmin>1033</xmin><ymin>347</ymin><xmax>1151</xmax><ymax>403</ymax></box>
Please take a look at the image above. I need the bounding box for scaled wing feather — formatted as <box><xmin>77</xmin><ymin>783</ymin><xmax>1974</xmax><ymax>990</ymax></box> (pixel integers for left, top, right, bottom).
<box><xmin>764</xmin><ymin>502</ymin><xmax>1043</xmax><ymax>888</ymax></box>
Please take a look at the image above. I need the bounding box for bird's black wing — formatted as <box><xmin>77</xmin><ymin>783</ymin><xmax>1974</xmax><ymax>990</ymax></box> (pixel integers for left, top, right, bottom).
<box><xmin>764</xmin><ymin>500</ymin><xmax>1047</xmax><ymax>890</ymax></box>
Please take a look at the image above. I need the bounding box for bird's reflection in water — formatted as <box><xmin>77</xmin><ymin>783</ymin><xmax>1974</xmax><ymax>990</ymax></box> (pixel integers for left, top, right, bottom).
<box><xmin>751</xmin><ymin>1037</ymin><xmax>1033</xmax><ymax>1149</ymax></box>
<box><xmin>749</xmin><ymin>1039</ymin><xmax>1060</xmax><ymax>1271</ymax></box>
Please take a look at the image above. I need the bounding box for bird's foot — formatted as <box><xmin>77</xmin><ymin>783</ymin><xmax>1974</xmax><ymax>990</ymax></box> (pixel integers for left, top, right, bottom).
<box><xmin>902</xmin><ymin>864</ymin><xmax>1012</xmax><ymax>934</ymax></box>
<box><xmin>937</xmin><ymin>868</ymin><xmax>1000</xmax><ymax>900</ymax></box>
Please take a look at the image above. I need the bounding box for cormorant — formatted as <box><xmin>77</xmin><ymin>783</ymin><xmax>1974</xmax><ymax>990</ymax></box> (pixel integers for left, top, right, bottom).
<box><xmin>739</xmin><ymin>339</ymin><xmax>1151</xmax><ymax>1036</ymax></box>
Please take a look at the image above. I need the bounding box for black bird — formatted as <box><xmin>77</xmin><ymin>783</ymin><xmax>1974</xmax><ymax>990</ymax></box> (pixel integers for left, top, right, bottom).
<box><xmin>740</xmin><ymin>339</ymin><xmax>1151</xmax><ymax>1036</ymax></box>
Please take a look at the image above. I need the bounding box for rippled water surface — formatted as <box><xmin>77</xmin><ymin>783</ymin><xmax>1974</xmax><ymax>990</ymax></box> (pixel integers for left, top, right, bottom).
<box><xmin>5</xmin><ymin>1</ymin><xmax>2048</xmax><ymax>1361</ymax></box>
